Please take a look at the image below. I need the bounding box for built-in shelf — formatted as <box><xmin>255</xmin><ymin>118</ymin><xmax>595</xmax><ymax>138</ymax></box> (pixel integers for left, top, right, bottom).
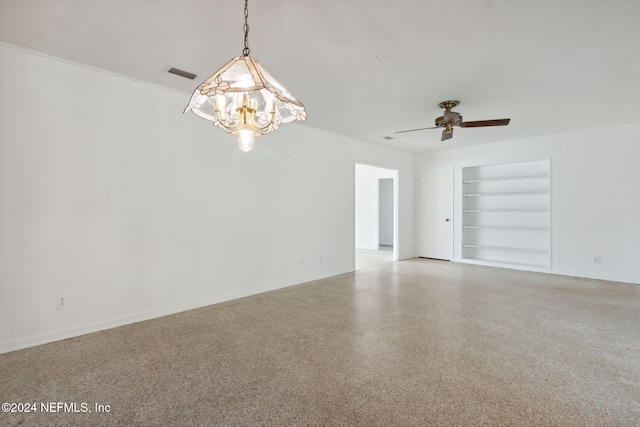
<box><xmin>462</xmin><ymin>159</ymin><xmax>551</xmax><ymax>268</ymax></box>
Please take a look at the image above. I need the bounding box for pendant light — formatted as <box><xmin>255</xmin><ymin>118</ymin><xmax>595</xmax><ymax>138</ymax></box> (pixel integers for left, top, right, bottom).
<box><xmin>184</xmin><ymin>0</ymin><xmax>307</xmax><ymax>152</ymax></box>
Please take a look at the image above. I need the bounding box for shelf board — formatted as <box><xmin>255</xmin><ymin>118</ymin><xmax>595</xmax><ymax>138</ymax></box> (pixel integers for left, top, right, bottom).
<box><xmin>463</xmin><ymin>209</ymin><xmax>548</xmax><ymax>213</ymax></box>
<box><xmin>462</xmin><ymin>244</ymin><xmax>549</xmax><ymax>253</ymax></box>
<box><xmin>464</xmin><ymin>191</ymin><xmax>549</xmax><ymax>197</ymax></box>
<box><xmin>463</xmin><ymin>225</ymin><xmax>549</xmax><ymax>230</ymax></box>
<box><xmin>461</xmin><ymin>257</ymin><xmax>550</xmax><ymax>268</ymax></box>
<box><xmin>463</xmin><ymin>175</ymin><xmax>549</xmax><ymax>184</ymax></box>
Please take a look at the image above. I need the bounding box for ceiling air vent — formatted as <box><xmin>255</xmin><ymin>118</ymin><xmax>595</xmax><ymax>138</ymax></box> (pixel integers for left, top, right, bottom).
<box><xmin>167</xmin><ymin>67</ymin><xmax>197</xmax><ymax>80</ymax></box>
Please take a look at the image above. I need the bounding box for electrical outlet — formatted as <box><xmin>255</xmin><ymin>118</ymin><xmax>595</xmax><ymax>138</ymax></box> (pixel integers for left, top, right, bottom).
<box><xmin>56</xmin><ymin>295</ymin><xmax>68</xmax><ymax>309</ymax></box>
<box><xmin>592</xmin><ymin>255</ymin><xmax>601</xmax><ymax>263</ymax></box>
<box><xmin>319</xmin><ymin>256</ymin><xmax>323</xmax><ymax>264</ymax></box>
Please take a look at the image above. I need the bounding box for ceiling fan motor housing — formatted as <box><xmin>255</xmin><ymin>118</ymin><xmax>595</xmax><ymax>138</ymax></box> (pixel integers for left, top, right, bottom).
<box><xmin>435</xmin><ymin>114</ymin><xmax>463</xmax><ymax>128</ymax></box>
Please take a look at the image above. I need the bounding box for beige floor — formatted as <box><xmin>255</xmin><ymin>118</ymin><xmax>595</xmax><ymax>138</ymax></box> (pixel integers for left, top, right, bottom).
<box><xmin>1</xmin><ymin>257</ymin><xmax>639</xmax><ymax>426</ymax></box>
<box><xmin>355</xmin><ymin>248</ymin><xmax>394</xmax><ymax>270</ymax></box>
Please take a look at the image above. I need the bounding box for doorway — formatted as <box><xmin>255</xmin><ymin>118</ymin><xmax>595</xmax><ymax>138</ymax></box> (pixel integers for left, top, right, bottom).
<box><xmin>355</xmin><ymin>163</ymin><xmax>398</xmax><ymax>269</ymax></box>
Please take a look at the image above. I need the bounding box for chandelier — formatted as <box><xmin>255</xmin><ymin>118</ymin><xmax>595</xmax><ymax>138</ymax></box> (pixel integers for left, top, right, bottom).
<box><xmin>184</xmin><ymin>0</ymin><xmax>307</xmax><ymax>152</ymax></box>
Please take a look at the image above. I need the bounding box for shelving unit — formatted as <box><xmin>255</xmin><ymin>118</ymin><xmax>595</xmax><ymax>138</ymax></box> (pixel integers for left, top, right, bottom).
<box><xmin>461</xmin><ymin>159</ymin><xmax>550</xmax><ymax>268</ymax></box>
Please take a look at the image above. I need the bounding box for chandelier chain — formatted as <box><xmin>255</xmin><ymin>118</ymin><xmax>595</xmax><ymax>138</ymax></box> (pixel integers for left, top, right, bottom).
<box><xmin>243</xmin><ymin>0</ymin><xmax>250</xmax><ymax>56</ymax></box>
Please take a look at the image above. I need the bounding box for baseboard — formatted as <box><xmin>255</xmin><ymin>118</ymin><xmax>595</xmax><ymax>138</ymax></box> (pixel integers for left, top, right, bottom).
<box><xmin>551</xmin><ymin>268</ymin><xmax>639</xmax><ymax>285</ymax></box>
<box><xmin>455</xmin><ymin>258</ymin><xmax>552</xmax><ymax>274</ymax></box>
<box><xmin>454</xmin><ymin>257</ymin><xmax>639</xmax><ymax>285</ymax></box>
<box><xmin>0</xmin><ymin>266</ymin><xmax>356</xmax><ymax>355</ymax></box>
<box><xmin>0</xmin><ymin>297</ymin><xmax>235</xmax><ymax>355</ymax></box>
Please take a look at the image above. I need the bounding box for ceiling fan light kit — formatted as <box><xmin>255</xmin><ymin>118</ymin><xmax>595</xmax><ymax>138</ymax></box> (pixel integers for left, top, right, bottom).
<box><xmin>395</xmin><ymin>100</ymin><xmax>510</xmax><ymax>141</ymax></box>
<box><xmin>184</xmin><ymin>0</ymin><xmax>307</xmax><ymax>152</ymax></box>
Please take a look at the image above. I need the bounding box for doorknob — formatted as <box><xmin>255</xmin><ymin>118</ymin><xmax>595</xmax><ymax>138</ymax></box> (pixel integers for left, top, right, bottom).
<box><xmin>445</xmin><ymin>218</ymin><xmax>450</xmax><ymax>222</ymax></box>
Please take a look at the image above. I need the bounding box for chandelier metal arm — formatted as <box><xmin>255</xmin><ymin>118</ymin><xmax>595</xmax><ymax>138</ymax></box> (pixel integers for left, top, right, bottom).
<box><xmin>214</xmin><ymin>115</ymin><xmax>276</xmax><ymax>135</ymax></box>
<box><xmin>214</xmin><ymin>103</ymin><xmax>276</xmax><ymax>135</ymax></box>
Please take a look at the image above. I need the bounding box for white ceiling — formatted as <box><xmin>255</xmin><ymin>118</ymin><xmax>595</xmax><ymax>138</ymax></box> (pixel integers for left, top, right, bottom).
<box><xmin>2</xmin><ymin>0</ymin><xmax>640</xmax><ymax>153</ymax></box>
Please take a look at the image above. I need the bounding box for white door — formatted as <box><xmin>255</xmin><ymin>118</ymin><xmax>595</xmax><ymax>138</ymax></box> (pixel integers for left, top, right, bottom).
<box><xmin>418</xmin><ymin>168</ymin><xmax>452</xmax><ymax>260</ymax></box>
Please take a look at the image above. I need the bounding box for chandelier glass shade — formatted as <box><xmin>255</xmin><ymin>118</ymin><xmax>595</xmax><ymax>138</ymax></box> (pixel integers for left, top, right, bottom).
<box><xmin>184</xmin><ymin>0</ymin><xmax>306</xmax><ymax>152</ymax></box>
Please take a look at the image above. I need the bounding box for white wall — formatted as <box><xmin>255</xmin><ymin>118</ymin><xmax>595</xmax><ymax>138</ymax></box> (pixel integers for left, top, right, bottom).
<box><xmin>0</xmin><ymin>44</ymin><xmax>416</xmax><ymax>353</ymax></box>
<box><xmin>355</xmin><ymin>164</ymin><xmax>395</xmax><ymax>249</ymax></box>
<box><xmin>416</xmin><ymin>126</ymin><xmax>640</xmax><ymax>284</ymax></box>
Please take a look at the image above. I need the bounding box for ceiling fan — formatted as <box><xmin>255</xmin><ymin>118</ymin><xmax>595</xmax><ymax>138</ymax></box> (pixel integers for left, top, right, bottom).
<box><xmin>395</xmin><ymin>100</ymin><xmax>511</xmax><ymax>141</ymax></box>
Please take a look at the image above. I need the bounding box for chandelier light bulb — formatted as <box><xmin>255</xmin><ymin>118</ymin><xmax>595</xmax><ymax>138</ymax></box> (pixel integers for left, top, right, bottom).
<box><xmin>237</xmin><ymin>130</ymin><xmax>255</xmax><ymax>152</ymax></box>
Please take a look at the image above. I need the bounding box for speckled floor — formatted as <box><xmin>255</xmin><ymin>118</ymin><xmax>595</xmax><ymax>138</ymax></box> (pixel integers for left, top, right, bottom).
<box><xmin>355</xmin><ymin>248</ymin><xmax>394</xmax><ymax>270</ymax></box>
<box><xmin>1</xmin><ymin>258</ymin><xmax>639</xmax><ymax>426</ymax></box>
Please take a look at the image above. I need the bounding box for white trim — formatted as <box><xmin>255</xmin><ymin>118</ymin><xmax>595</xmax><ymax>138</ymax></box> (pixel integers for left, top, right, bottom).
<box><xmin>547</xmin><ymin>156</ymin><xmax>553</xmax><ymax>268</ymax></box>
<box><xmin>393</xmin><ymin>170</ymin><xmax>399</xmax><ymax>261</ymax></box>
<box><xmin>0</xmin><ymin>267</ymin><xmax>353</xmax><ymax>355</ymax></box>
<box><xmin>455</xmin><ymin>257</ymin><xmax>639</xmax><ymax>285</ymax></box>
<box><xmin>0</xmin><ymin>42</ymin><xmax>190</xmax><ymax>98</ymax></box>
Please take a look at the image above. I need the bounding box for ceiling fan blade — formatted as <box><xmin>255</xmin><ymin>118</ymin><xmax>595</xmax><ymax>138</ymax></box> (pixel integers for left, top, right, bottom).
<box><xmin>441</xmin><ymin>130</ymin><xmax>453</xmax><ymax>141</ymax></box>
<box><xmin>444</xmin><ymin>111</ymin><xmax>460</xmax><ymax>123</ymax></box>
<box><xmin>394</xmin><ymin>126</ymin><xmax>439</xmax><ymax>134</ymax></box>
<box><xmin>462</xmin><ymin>119</ymin><xmax>511</xmax><ymax>128</ymax></box>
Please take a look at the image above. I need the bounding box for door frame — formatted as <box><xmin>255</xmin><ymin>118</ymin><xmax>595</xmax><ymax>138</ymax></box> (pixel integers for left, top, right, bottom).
<box><xmin>416</xmin><ymin>167</ymin><xmax>453</xmax><ymax>261</ymax></box>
